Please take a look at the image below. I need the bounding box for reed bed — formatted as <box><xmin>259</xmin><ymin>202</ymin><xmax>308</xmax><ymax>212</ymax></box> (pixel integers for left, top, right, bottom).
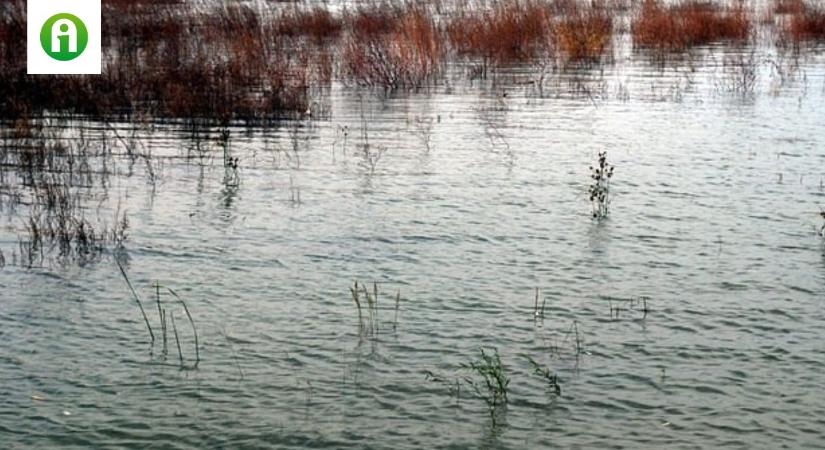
<box><xmin>631</xmin><ymin>0</ymin><xmax>751</xmax><ymax>53</ymax></box>
<box><xmin>1</xmin><ymin>1</ymin><xmax>327</xmax><ymax>122</ymax></box>
<box><xmin>556</xmin><ymin>2</ymin><xmax>614</xmax><ymax>61</ymax></box>
<box><xmin>774</xmin><ymin>0</ymin><xmax>825</xmax><ymax>45</ymax></box>
<box><xmin>3</xmin><ymin>0</ymin><xmax>824</xmax><ymax>121</ymax></box>
<box><xmin>340</xmin><ymin>7</ymin><xmax>444</xmax><ymax>88</ymax></box>
<box><xmin>447</xmin><ymin>0</ymin><xmax>556</xmax><ymax>66</ymax></box>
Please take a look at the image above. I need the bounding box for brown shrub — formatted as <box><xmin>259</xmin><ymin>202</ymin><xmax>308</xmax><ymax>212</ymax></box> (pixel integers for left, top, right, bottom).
<box><xmin>447</xmin><ymin>0</ymin><xmax>555</xmax><ymax>64</ymax></box>
<box><xmin>776</xmin><ymin>0</ymin><xmax>825</xmax><ymax>44</ymax></box>
<box><xmin>632</xmin><ymin>0</ymin><xmax>751</xmax><ymax>52</ymax></box>
<box><xmin>341</xmin><ymin>7</ymin><xmax>444</xmax><ymax>88</ymax></box>
<box><xmin>556</xmin><ymin>2</ymin><xmax>613</xmax><ymax>61</ymax></box>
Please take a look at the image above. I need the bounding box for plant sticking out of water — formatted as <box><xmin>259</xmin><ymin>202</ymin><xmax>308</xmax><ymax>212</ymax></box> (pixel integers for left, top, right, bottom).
<box><xmin>462</xmin><ymin>347</ymin><xmax>510</xmax><ymax>419</ymax></box>
<box><xmin>393</xmin><ymin>289</ymin><xmax>401</xmax><ymax>332</ymax></box>
<box><xmin>818</xmin><ymin>210</ymin><xmax>825</xmax><ymax>236</ymax></box>
<box><xmin>605</xmin><ymin>295</ymin><xmax>650</xmax><ymax>320</ymax></box>
<box><xmin>116</xmin><ymin>258</ymin><xmax>154</xmax><ymax>344</ymax></box>
<box><xmin>523</xmin><ymin>355</ymin><xmax>562</xmax><ymax>396</ymax></box>
<box><xmin>166</xmin><ymin>287</ymin><xmax>200</xmax><ymax>366</ymax></box>
<box><xmin>425</xmin><ymin>370</ymin><xmax>462</xmax><ymax>404</ymax></box>
<box><xmin>350</xmin><ymin>280</ymin><xmax>386</xmax><ymax>336</ymax></box>
<box><xmin>570</xmin><ymin>321</ymin><xmax>585</xmax><ymax>356</ymax></box>
<box><xmin>588</xmin><ymin>151</ymin><xmax>614</xmax><ymax>219</ymax></box>
<box><xmin>357</xmin><ymin>110</ymin><xmax>387</xmax><ymax>175</ymax></box>
<box><xmin>220</xmin><ymin>127</ymin><xmax>240</xmax><ymax>187</ymax></box>
<box><xmin>533</xmin><ymin>287</ymin><xmax>547</xmax><ymax>319</ymax></box>
<box><xmin>115</xmin><ymin>260</ymin><xmax>200</xmax><ymax>368</ymax></box>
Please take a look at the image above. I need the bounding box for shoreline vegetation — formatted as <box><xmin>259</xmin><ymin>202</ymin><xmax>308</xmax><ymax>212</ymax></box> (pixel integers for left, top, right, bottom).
<box><xmin>1</xmin><ymin>0</ymin><xmax>824</xmax><ymax>123</ymax></box>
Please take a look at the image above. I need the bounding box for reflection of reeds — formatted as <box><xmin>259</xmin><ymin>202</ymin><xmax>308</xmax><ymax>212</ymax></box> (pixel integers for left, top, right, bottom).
<box><xmin>632</xmin><ymin>0</ymin><xmax>751</xmax><ymax>53</ymax></box>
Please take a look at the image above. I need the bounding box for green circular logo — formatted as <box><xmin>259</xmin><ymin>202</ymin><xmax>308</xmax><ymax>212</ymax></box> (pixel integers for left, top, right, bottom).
<box><xmin>40</xmin><ymin>13</ymin><xmax>88</xmax><ymax>61</ymax></box>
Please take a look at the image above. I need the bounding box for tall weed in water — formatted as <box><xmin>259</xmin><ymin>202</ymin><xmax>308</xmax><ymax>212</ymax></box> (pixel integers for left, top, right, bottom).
<box><xmin>115</xmin><ymin>261</ymin><xmax>200</xmax><ymax>368</ymax></box>
<box><xmin>462</xmin><ymin>348</ymin><xmax>510</xmax><ymax>419</ymax></box>
<box><xmin>524</xmin><ymin>355</ymin><xmax>562</xmax><ymax>396</ymax></box>
<box><xmin>588</xmin><ymin>151</ymin><xmax>614</xmax><ymax>219</ymax></box>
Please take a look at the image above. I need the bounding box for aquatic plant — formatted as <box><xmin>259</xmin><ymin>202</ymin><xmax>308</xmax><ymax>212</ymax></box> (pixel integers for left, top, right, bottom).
<box><xmin>588</xmin><ymin>151</ymin><xmax>614</xmax><ymax>219</ymax></box>
<box><xmin>116</xmin><ymin>258</ymin><xmax>155</xmax><ymax>343</ymax></box>
<box><xmin>818</xmin><ymin>210</ymin><xmax>825</xmax><ymax>236</ymax></box>
<box><xmin>775</xmin><ymin>0</ymin><xmax>825</xmax><ymax>46</ymax></box>
<box><xmin>462</xmin><ymin>348</ymin><xmax>510</xmax><ymax>415</ymax></box>
<box><xmin>349</xmin><ymin>280</ymin><xmax>389</xmax><ymax>336</ymax></box>
<box><xmin>446</xmin><ymin>0</ymin><xmax>555</xmax><ymax>69</ymax></box>
<box><xmin>555</xmin><ymin>2</ymin><xmax>614</xmax><ymax>61</ymax></box>
<box><xmin>340</xmin><ymin>6</ymin><xmax>444</xmax><ymax>89</ymax></box>
<box><xmin>524</xmin><ymin>355</ymin><xmax>562</xmax><ymax>396</ymax></box>
<box><xmin>631</xmin><ymin>0</ymin><xmax>751</xmax><ymax>53</ymax></box>
<box><xmin>604</xmin><ymin>295</ymin><xmax>650</xmax><ymax>319</ymax></box>
<box><xmin>115</xmin><ymin>261</ymin><xmax>200</xmax><ymax>367</ymax></box>
<box><xmin>533</xmin><ymin>287</ymin><xmax>547</xmax><ymax>318</ymax></box>
<box><xmin>424</xmin><ymin>370</ymin><xmax>462</xmax><ymax>402</ymax></box>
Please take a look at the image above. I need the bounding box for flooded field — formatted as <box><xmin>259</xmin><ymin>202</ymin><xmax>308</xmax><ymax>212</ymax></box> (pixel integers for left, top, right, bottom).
<box><xmin>3</xmin><ymin>0</ymin><xmax>825</xmax><ymax>448</ymax></box>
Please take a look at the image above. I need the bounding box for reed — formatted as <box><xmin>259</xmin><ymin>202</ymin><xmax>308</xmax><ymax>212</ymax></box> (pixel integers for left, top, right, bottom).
<box><xmin>170</xmin><ymin>311</ymin><xmax>183</xmax><ymax>365</ymax></box>
<box><xmin>276</xmin><ymin>6</ymin><xmax>343</xmax><ymax>44</ymax></box>
<box><xmin>341</xmin><ymin>6</ymin><xmax>444</xmax><ymax>88</ymax></box>
<box><xmin>350</xmin><ymin>280</ymin><xmax>364</xmax><ymax>332</ymax></box>
<box><xmin>167</xmin><ymin>287</ymin><xmax>200</xmax><ymax>365</ymax></box>
<box><xmin>533</xmin><ymin>287</ymin><xmax>547</xmax><ymax>318</ymax></box>
<box><xmin>776</xmin><ymin>0</ymin><xmax>825</xmax><ymax>45</ymax></box>
<box><xmin>632</xmin><ymin>0</ymin><xmax>751</xmax><ymax>53</ymax></box>
<box><xmin>555</xmin><ymin>2</ymin><xmax>613</xmax><ymax>61</ymax></box>
<box><xmin>447</xmin><ymin>0</ymin><xmax>555</xmax><ymax>66</ymax></box>
<box><xmin>115</xmin><ymin>258</ymin><xmax>155</xmax><ymax>343</ymax></box>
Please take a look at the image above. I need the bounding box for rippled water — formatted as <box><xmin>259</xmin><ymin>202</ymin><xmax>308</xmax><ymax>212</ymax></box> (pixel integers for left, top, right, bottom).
<box><xmin>3</xmin><ymin>44</ymin><xmax>825</xmax><ymax>448</ymax></box>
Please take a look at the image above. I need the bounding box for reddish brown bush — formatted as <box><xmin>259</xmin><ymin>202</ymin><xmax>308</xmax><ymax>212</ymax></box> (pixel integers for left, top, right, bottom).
<box><xmin>447</xmin><ymin>0</ymin><xmax>555</xmax><ymax>64</ymax></box>
<box><xmin>275</xmin><ymin>7</ymin><xmax>343</xmax><ymax>43</ymax></box>
<box><xmin>341</xmin><ymin>7</ymin><xmax>444</xmax><ymax>88</ymax></box>
<box><xmin>776</xmin><ymin>0</ymin><xmax>825</xmax><ymax>44</ymax></box>
<box><xmin>632</xmin><ymin>0</ymin><xmax>751</xmax><ymax>52</ymax></box>
<box><xmin>556</xmin><ymin>3</ymin><xmax>613</xmax><ymax>61</ymax></box>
